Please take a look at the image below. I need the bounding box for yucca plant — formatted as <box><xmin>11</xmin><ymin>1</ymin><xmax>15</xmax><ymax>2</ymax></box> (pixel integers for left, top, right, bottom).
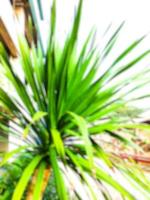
<box><xmin>1</xmin><ymin>0</ymin><xmax>150</xmax><ymax>199</ymax></box>
<box><xmin>0</xmin><ymin>74</ymin><xmax>10</xmax><ymax>152</ymax></box>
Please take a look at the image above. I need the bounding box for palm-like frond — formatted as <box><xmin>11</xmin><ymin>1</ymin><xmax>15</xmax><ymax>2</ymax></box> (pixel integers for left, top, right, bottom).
<box><xmin>0</xmin><ymin>0</ymin><xmax>150</xmax><ymax>199</ymax></box>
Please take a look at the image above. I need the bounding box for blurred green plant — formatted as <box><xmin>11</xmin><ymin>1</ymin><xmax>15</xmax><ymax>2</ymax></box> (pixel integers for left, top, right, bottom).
<box><xmin>0</xmin><ymin>0</ymin><xmax>150</xmax><ymax>199</ymax></box>
<box><xmin>0</xmin><ymin>152</ymin><xmax>33</xmax><ymax>199</ymax></box>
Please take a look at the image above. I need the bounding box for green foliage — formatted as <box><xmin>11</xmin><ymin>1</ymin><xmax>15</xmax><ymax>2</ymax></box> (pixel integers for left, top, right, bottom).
<box><xmin>0</xmin><ymin>152</ymin><xmax>33</xmax><ymax>199</ymax></box>
<box><xmin>0</xmin><ymin>0</ymin><xmax>150</xmax><ymax>199</ymax></box>
<box><xmin>43</xmin><ymin>172</ymin><xmax>58</xmax><ymax>200</ymax></box>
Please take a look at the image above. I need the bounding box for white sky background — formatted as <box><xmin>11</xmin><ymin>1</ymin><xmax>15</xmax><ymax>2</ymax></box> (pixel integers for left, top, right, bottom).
<box><xmin>42</xmin><ymin>0</ymin><xmax>150</xmax><ymax>80</ymax></box>
<box><xmin>50</xmin><ymin>0</ymin><xmax>150</xmax><ymax>47</ymax></box>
